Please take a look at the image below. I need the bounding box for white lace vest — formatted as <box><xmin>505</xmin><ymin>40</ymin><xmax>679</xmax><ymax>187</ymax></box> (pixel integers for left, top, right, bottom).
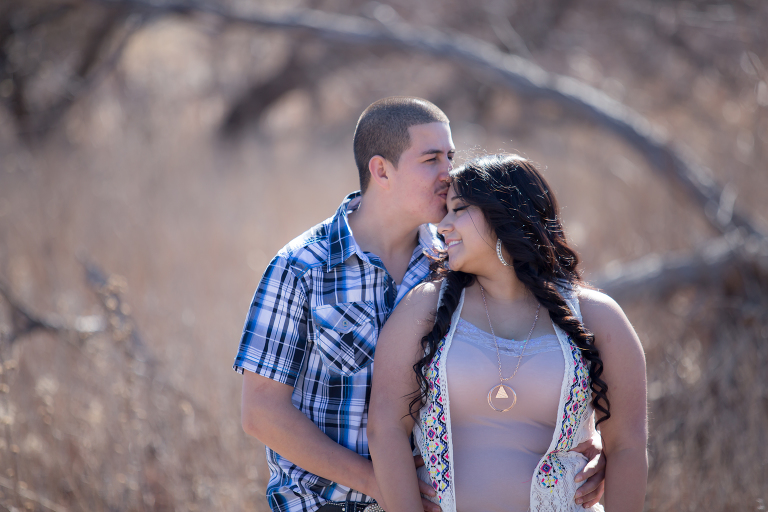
<box><xmin>413</xmin><ymin>285</ymin><xmax>604</xmax><ymax>512</ymax></box>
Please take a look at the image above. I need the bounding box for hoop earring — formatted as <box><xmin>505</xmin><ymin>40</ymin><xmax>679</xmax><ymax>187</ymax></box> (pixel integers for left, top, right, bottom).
<box><xmin>496</xmin><ymin>239</ymin><xmax>511</xmax><ymax>266</ymax></box>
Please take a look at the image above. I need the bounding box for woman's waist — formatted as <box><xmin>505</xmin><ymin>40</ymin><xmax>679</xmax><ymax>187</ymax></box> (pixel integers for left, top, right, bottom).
<box><xmin>450</xmin><ymin>421</ymin><xmax>553</xmax><ymax>456</ymax></box>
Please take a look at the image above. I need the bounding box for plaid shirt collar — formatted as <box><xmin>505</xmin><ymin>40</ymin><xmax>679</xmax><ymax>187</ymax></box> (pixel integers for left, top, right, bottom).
<box><xmin>326</xmin><ymin>192</ymin><xmax>361</xmax><ymax>271</ymax></box>
<box><xmin>326</xmin><ymin>191</ymin><xmax>443</xmax><ymax>273</ymax></box>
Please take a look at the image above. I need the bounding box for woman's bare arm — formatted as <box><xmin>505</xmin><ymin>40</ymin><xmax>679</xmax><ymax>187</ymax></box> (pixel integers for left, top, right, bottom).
<box><xmin>580</xmin><ymin>288</ymin><xmax>648</xmax><ymax>512</ymax></box>
<box><xmin>369</xmin><ymin>282</ymin><xmax>442</xmax><ymax>512</ymax></box>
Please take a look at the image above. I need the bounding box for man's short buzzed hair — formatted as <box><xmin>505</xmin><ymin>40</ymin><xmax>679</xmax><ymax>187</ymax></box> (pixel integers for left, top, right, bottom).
<box><xmin>353</xmin><ymin>96</ymin><xmax>449</xmax><ymax>193</ymax></box>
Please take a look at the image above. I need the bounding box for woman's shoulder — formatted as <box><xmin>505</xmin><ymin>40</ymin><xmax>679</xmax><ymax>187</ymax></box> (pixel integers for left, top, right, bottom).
<box><xmin>577</xmin><ymin>287</ymin><xmax>627</xmax><ymax>331</ymax></box>
<box><xmin>397</xmin><ymin>280</ymin><xmax>443</xmax><ymax>317</ymax></box>
<box><xmin>377</xmin><ymin>280</ymin><xmax>443</xmax><ymax>346</ymax></box>
<box><xmin>379</xmin><ymin>280</ymin><xmax>443</xmax><ymax>328</ymax></box>
<box><xmin>576</xmin><ymin>286</ymin><xmax>637</xmax><ymax>348</ymax></box>
<box><xmin>577</xmin><ymin>286</ymin><xmax>621</xmax><ymax>315</ymax></box>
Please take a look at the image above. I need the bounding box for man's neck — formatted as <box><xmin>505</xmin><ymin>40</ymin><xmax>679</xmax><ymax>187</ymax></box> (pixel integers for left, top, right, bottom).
<box><xmin>347</xmin><ymin>193</ymin><xmax>423</xmax><ymax>284</ymax></box>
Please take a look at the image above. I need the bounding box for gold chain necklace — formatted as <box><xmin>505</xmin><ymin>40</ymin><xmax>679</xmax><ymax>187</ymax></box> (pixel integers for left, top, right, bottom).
<box><xmin>480</xmin><ymin>285</ymin><xmax>540</xmax><ymax>412</ymax></box>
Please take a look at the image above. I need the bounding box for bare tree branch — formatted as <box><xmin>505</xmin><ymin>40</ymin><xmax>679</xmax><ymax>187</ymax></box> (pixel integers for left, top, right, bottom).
<box><xmin>87</xmin><ymin>0</ymin><xmax>766</xmax><ymax>239</ymax></box>
<box><xmin>0</xmin><ymin>3</ymin><xmax>82</xmax><ymax>136</ymax></box>
<box><xmin>220</xmin><ymin>37</ymin><xmax>364</xmax><ymax>137</ymax></box>
<box><xmin>593</xmin><ymin>235</ymin><xmax>768</xmax><ymax>302</ymax></box>
<box><xmin>486</xmin><ymin>11</ymin><xmax>533</xmax><ymax>60</ymax></box>
<box><xmin>80</xmin><ymin>258</ymin><xmax>156</xmax><ymax>367</ymax></box>
<box><xmin>30</xmin><ymin>11</ymin><xmax>147</xmax><ymax>139</ymax></box>
<box><xmin>219</xmin><ymin>43</ymin><xmax>309</xmax><ymax>137</ymax></box>
<box><xmin>0</xmin><ymin>279</ymin><xmax>65</xmax><ymax>345</ymax></box>
<box><xmin>0</xmin><ymin>476</ymin><xmax>68</xmax><ymax>512</ymax></box>
<box><xmin>0</xmin><ymin>262</ymin><xmax>210</xmax><ymax>415</ymax></box>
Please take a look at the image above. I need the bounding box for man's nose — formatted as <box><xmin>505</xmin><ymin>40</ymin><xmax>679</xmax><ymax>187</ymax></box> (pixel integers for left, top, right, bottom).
<box><xmin>440</xmin><ymin>160</ymin><xmax>452</xmax><ymax>178</ymax></box>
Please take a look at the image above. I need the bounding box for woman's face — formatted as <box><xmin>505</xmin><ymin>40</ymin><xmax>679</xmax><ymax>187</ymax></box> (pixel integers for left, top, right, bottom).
<box><xmin>437</xmin><ymin>184</ymin><xmax>499</xmax><ymax>275</ymax></box>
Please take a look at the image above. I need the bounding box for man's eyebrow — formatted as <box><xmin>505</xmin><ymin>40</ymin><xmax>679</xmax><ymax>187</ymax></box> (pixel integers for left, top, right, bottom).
<box><xmin>419</xmin><ymin>148</ymin><xmax>455</xmax><ymax>156</ymax></box>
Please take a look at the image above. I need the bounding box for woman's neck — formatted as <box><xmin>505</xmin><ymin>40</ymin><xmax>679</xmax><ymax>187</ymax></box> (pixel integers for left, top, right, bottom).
<box><xmin>473</xmin><ymin>272</ymin><xmax>532</xmax><ymax>304</ymax></box>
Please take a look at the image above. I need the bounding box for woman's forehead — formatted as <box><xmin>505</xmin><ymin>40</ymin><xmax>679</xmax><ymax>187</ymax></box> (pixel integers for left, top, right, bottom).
<box><xmin>446</xmin><ymin>185</ymin><xmax>464</xmax><ymax>202</ymax></box>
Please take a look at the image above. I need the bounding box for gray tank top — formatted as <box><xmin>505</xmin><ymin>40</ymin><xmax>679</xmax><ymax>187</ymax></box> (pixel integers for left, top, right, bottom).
<box><xmin>446</xmin><ymin>317</ymin><xmax>565</xmax><ymax>512</ymax></box>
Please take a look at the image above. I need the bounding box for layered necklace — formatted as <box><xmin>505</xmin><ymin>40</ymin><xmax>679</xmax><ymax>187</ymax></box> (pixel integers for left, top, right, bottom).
<box><xmin>480</xmin><ymin>285</ymin><xmax>541</xmax><ymax>412</ymax></box>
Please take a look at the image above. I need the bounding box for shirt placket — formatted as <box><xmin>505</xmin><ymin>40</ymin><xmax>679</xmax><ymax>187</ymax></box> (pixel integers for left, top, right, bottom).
<box><xmin>358</xmin><ymin>252</ymin><xmax>398</xmax><ymax>320</ymax></box>
<box><xmin>383</xmin><ymin>273</ymin><xmax>397</xmax><ymax>314</ymax></box>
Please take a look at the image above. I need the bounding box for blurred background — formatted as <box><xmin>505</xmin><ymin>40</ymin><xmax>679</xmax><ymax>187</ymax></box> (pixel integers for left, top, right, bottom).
<box><xmin>0</xmin><ymin>0</ymin><xmax>766</xmax><ymax>510</ymax></box>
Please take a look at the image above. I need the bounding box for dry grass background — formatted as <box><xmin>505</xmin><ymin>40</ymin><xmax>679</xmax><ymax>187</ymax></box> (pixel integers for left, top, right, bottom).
<box><xmin>0</xmin><ymin>0</ymin><xmax>766</xmax><ymax>510</ymax></box>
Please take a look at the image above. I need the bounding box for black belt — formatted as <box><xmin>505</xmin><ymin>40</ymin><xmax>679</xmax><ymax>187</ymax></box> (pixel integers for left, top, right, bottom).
<box><xmin>316</xmin><ymin>502</ymin><xmax>384</xmax><ymax>512</ymax></box>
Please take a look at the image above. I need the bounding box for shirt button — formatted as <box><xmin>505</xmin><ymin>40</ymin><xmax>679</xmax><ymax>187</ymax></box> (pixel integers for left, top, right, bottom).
<box><xmin>341</xmin><ymin>320</ymin><xmax>350</xmax><ymax>329</ymax></box>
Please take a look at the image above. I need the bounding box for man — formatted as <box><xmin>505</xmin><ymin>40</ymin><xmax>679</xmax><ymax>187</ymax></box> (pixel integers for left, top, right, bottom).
<box><xmin>233</xmin><ymin>97</ymin><xmax>605</xmax><ymax>512</ymax></box>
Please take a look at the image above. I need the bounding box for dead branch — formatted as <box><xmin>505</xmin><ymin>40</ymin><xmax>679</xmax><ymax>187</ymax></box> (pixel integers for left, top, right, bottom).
<box><xmin>79</xmin><ymin>259</ymin><xmax>217</xmax><ymax>416</ymax></box>
<box><xmin>220</xmin><ymin>38</ymin><xmax>391</xmax><ymax>137</ymax></box>
<box><xmin>487</xmin><ymin>11</ymin><xmax>533</xmax><ymax>60</ymax></box>
<box><xmin>593</xmin><ymin>235</ymin><xmax>768</xmax><ymax>302</ymax></box>
<box><xmin>89</xmin><ymin>0</ymin><xmax>765</xmax><ymax>240</ymax></box>
<box><xmin>0</xmin><ymin>262</ymin><xmax>210</xmax><ymax>415</ymax></box>
<box><xmin>30</xmin><ymin>11</ymin><xmax>147</xmax><ymax>139</ymax></box>
<box><xmin>0</xmin><ymin>1</ymin><xmax>149</xmax><ymax>140</ymax></box>
<box><xmin>220</xmin><ymin>38</ymin><xmax>352</xmax><ymax>137</ymax></box>
<box><xmin>220</xmin><ymin>44</ymin><xmax>310</xmax><ymax>137</ymax></box>
<box><xmin>0</xmin><ymin>476</ymin><xmax>68</xmax><ymax>512</ymax></box>
<box><xmin>0</xmin><ymin>279</ymin><xmax>66</xmax><ymax>345</ymax></box>
<box><xmin>0</xmin><ymin>2</ymin><xmax>77</xmax><ymax>135</ymax></box>
<box><xmin>80</xmin><ymin>258</ymin><xmax>156</xmax><ymax>368</ymax></box>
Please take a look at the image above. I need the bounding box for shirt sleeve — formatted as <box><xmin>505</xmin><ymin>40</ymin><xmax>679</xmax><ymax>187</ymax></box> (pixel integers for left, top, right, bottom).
<box><xmin>232</xmin><ymin>254</ymin><xmax>309</xmax><ymax>387</ymax></box>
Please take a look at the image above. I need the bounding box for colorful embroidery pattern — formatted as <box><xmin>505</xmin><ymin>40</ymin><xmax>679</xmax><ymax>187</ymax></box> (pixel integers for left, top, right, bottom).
<box><xmin>536</xmin><ymin>453</ymin><xmax>565</xmax><ymax>490</ymax></box>
<box><xmin>420</xmin><ymin>335</ymin><xmax>451</xmax><ymax>500</ymax></box>
<box><xmin>555</xmin><ymin>343</ymin><xmax>591</xmax><ymax>452</ymax></box>
<box><xmin>537</xmin><ymin>339</ymin><xmax>591</xmax><ymax>490</ymax></box>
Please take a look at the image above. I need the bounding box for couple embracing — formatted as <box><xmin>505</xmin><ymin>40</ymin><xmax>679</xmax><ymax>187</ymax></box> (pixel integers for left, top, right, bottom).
<box><xmin>233</xmin><ymin>97</ymin><xmax>647</xmax><ymax>512</ymax></box>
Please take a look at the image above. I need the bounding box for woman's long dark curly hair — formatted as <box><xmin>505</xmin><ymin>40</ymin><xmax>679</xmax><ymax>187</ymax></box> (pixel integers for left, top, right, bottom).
<box><xmin>410</xmin><ymin>154</ymin><xmax>610</xmax><ymax>426</ymax></box>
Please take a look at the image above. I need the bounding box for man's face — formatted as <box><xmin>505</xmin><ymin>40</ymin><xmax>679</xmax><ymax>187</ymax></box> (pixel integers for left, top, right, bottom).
<box><xmin>390</xmin><ymin>122</ymin><xmax>455</xmax><ymax>224</ymax></box>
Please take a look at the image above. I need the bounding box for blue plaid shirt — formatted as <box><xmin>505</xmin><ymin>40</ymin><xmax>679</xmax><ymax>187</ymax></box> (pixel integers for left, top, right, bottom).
<box><xmin>233</xmin><ymin>192</ymin><xmax>442</xmax><ymax>512</ymax></box>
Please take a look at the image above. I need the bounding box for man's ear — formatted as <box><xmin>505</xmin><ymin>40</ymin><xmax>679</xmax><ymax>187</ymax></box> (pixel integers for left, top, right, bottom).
<box><xmin>368</xmin><ymin>155</ymin><xmax>393</xmax><ymax>191</ymax></box>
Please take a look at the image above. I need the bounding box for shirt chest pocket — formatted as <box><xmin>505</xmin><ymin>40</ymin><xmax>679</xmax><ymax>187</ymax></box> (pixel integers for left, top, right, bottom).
<box><xmin>311</xmin><ymin>301</ymin><xmax>378</xmax><ymax>376</ymax></box>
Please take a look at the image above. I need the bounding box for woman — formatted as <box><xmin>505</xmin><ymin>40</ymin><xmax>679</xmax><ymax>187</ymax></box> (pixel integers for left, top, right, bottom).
<box><xmin>368</xmin><ymin>154</ymin><xmax>647</xmax><ymax>511</ymax></box>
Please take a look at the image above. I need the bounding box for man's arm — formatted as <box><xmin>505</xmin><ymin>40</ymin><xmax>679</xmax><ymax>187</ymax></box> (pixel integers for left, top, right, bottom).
<box><xmin>236</xmin><ymin>254</ymin><xmax>382</xmax><ymax>500</ymax></box>
<box><xmin>236</xmin><ymin>255</ymin><xmax>437</xmax><ymax>509</ymax></box>
<box><xmin>241</xmin><ymin>371</ymin><xmax>382</xmax><ymax>500</ymax></box>
<box><xmin>572</xmin><ymin>432</ymin><xmax>606</xmax><ymax>507</ymax></box>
